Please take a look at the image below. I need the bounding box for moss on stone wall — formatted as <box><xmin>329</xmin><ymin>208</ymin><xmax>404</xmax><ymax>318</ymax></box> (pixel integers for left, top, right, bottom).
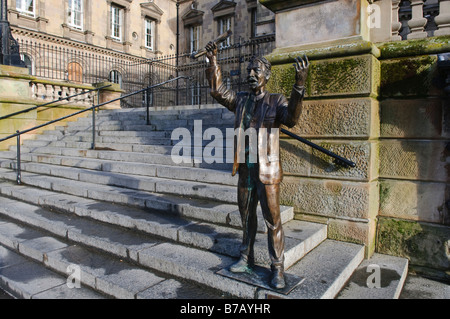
<box><xmin>377</xmin><ymin>35</ymin><xmax>450</xmax><ymax>59</ymax></box>
<box><xmin>381</xmin><ymin>55</ymin><xmax>437</xmax><ymax>97</ymax></box>
<box><xmin>377</xmin><ymin>218</ymin><xmax>450</xmax><ymax>277</ymax></box>
<box><xmin>268</xmin><ymin>54</ymin><xmax>377</xmax><ymax>98</ymax></box>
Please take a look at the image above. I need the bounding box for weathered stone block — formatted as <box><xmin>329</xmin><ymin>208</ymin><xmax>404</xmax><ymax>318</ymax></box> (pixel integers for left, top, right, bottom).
<box><xmin>280</xmin><ymin>139</ymin><xmax>378</xmax><ymax>182</ymax></box>
<box><xmin>381</xmin><ymin>98</ymin><xmax>444</xmax><ymax>139</ymax></box>
<box><xmin>94</xmin><ymin>82</ymin><xmax>124</xmax><ymax>110</ymax></box>
<box><xmin>379</xmin><ymin>180</ymin><xmax>449</xmax><ymax>225</ymax></box>
<box><xmin>0</xmin><ymin>103</ymin><xmax>36</xmax><ymax>119</ymax></box>
<box><xmin>269</xmin><ymin>54</ymin><xmax>380</xmax><ymax>99</ymax></box>
<box><xmin>281</xmin><ymin>176</ymin><xmax>378</xmax><ymax>221</ymax></box>
<box><xmin>380</xmin><ymin>140</ymin><xmax>449</xmax><ymax>182</ymax></box>
<box><xmin>268</xmin><ymin>0</ymin><xmax>369</xmax><ymax>48</ymax></box>
<box><xmin>380</xmin><ymin>55</ymin><xmax>439</xmax><ymax>97</ymax></box>
<box><xmin>310</xmin><ymin>140</ymin><xmax>377</xmax><ymax>181</ymax></box>
<box><xmin>0</xmin><ymin>77</ymin><xmax>31</xmax><ymax>101</ymax></box>
<box><xmin>280</xmin><ymin>139</ymin><xmax>311</xmax><ymax>176</ymax></box>
<box><xmin>284</xmin><ymin>98</ymin><xmax>379</xmax><ymax>139</ymax></box>
<box><xmin>328</xmin><ymin>218</ymin><xmax>377</xmax><ymax>257</ymax></box>
<box><xmin>377</xmin><ymin>217</ymin><xmax>450</xmax><ymax>275</ymax></box>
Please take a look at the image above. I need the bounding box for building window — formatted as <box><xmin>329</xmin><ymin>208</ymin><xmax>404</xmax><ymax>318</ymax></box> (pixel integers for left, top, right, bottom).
<box><xmin>68</xmin><ymin>0</ymin><xmax>84</xmax><ymax>30</ymax></box>
<box><xmin>16</xmin><ymin>0</ymin><xmax>35</xmax><ymax>17</ymax></box>
<box><xmin>145</xmin><ymin>18</ymin><xmax>155</xmax><ymax>50</ymax></box>
<box><xmin>218</xmin><ymin>16</ymin><xmax>231</xmax><ymax>48</ymax></box>
<box><xmin>20</xmin><ymin>53</ymin><xmax>34</xmax><ymax>75</ymax></box>
<box><xmin>111</xmin><ymin>4</ymin><xmax>123</xmax><ymax>41</ymax></box>
<box><xmin>190</xmin><ymin>25</ymin><xmax>200</xmax><ymax>54</ymax></box>
<box><xmin>109</xmin><ymin>70</ymin><xmax>122</xmax><ymax>88</ymax></box>
<box><xmin>250</xmin><ymin>8</ymin><xmax>257</xmax><ymax>38</ymax></box>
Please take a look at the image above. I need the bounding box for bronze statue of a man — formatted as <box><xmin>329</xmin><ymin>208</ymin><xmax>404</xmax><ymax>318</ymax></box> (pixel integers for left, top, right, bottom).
<box><xmin>205</xmin><ymin>42</ymin><xmax>309</xmax><ymax>289</ymax></box>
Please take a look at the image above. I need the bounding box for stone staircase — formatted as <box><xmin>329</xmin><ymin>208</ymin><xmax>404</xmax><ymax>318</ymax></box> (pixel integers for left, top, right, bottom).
<box><xmin>0</xmin><ymin>105</ymin><xmax>408</xmax><ymax>299</ymax></box>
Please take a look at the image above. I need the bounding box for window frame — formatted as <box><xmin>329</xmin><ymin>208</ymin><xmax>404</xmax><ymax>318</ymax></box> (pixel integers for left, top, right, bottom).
<box><xmin>111</xmin><ymin>4</ymin><xmax>124</xmax><ymax>41</ymax></box>
<box><xmin>68</xmin><ymin>0</ymin><xmax>84</xmax><ymax>31</ymax></box>
<box><xmin>16</xmin><ymin>0</ymin><xmax>36</xmax><ymax>17</ymax></box>
<box><xmin>145</xmin><ymin>18</ymin><xmax>155</xmax><ymax>50</ymax></box>
<box><xmin>190</xmin><ymin>25</ymin><xmax>200</xmax><ymax>54</ymax></box>
<box><xmin>218</xmin><ymin>16</ymin><xmax>231</xmax><ymax>48</ymax></box>
<box><xmin>109</xmin><ymin>70</ymin><xmax>123</xmax><ymax>88</ymax></box>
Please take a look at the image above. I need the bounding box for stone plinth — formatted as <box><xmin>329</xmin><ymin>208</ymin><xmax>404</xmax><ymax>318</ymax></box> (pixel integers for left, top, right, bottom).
<box><xmin>261</xmin><ymin>0</ymin><xmax>370</xmax><ymax>50</ymax></box>
<box><xmin>93</xmin><ymin>82</ymin><xmax>124</xmax><ymax>110</ymax></box>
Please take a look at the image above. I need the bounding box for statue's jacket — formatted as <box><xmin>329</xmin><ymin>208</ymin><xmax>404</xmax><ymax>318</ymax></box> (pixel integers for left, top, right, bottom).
<box><xmin>206</xmin><ymin>62</ymin><xmax>305</xmax><ymax>185</ymax></box>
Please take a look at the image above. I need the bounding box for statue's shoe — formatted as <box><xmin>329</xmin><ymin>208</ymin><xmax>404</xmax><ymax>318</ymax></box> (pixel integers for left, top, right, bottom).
<box><xmin>270</xmin><ymin>268</ymin><xmax>286</xmax><ymax>290</ymax></box>
<box><xmin>229</xmin><ymin>257</ymin><xmax>252</xmax><ymax>273</ymax></box>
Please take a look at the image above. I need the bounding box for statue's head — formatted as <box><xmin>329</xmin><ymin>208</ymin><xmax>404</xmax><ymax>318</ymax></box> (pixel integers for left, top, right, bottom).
<box><xmin>247</xmin><ymin>56</ymin><xmax>272</xmax><ymax>94</ymax></box>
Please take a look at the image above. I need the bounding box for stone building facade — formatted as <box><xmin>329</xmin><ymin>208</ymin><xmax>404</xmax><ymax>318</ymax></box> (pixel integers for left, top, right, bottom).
<box><xmin>8</xmin><ymin>0</ymin><xmax>274</xmax><ymax>87</ymax></box>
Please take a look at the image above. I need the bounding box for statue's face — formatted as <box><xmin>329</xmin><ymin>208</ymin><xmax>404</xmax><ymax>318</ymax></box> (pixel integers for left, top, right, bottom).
<box><xmin>247</xmin><ymin>60</ymin><xmax>269</xmax><ymax>93</ymax></box>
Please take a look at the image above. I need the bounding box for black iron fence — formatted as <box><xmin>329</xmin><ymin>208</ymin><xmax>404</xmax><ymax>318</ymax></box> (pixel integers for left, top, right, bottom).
<box><xmin>17</xmin><ymin>35</ymin><xmax>275</xmax><ymax>108</ymax></box>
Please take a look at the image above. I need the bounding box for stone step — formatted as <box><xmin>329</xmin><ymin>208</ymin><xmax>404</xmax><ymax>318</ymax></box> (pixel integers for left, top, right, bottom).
<box><xmin>93</xmin><ymin>105</ymin><xmax>226</xmax><ymax>120</ymax></box>
<box><xmin>0</xmin><ymin>216</ymin><xmax>224</xmax><ymax>299</ymax></box>
<box><xmin>256</xmin><ymin>240</ymin><xmax>365</xmax><ymax>299</ymax></box>
<box><xmin>0</xmin><ymin>192</ymin><xmax>358</xmax><ymax>299</ymax></box>
<box><xmin>0</xmin><ymin>170</ymin><xmax>293</xmax><ymax>233</ymax></box>
<box><xmin>3</xmin><ymin>145</ymin><xmax>235</xmax><ymax>171</ymax></box>
<box><xmin>336</xmin><ymin>253</ymin><xmax>409</xmax><ymax>299</ymax></box>
<box><xmin>0</xmin><ymin>244</ymin><xmax>107</xmax><ymax>299</ymax></box>
<box><xmin>47</xmin><ymin>128</ymin><xmax>171</xmax><ymax>139</ymax></box>
<box><xmin>1</xmin><ymin>150</ymin><xmax>237</xmax><ymax>187</ymax></box>
<box><xmin>0</xmin><ymin>187</ymin><xmax>322</xmax><ymax>269</ymax></box>
<box><xmin>0</xmin><ymin>157</ymin><xmax>237</xmax><ymax>203</ymax></box>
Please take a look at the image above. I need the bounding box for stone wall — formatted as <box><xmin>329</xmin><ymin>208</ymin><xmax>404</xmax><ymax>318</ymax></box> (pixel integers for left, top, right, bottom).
<box><xmin>261</xmin><ymin>0</ymin><xmax>450</xmax><ymax>278</ymax></box>
<box><xmin>375</xmin><ymin>39</ymin><xmax>450</xmax><ymax>280</ymax></box>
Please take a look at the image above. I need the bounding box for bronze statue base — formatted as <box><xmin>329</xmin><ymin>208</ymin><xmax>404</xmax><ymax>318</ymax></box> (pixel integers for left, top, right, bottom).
<box><xmin>217</xmin><ymin>266</ymin><xmax>304</xmax><ymax>295</ymax></box>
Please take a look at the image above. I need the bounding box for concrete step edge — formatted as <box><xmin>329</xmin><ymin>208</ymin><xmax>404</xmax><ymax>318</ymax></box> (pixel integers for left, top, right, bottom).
<box><xmin>0</xmin><ymin>217</ymin><xmax>223</xmax><ymax>299</ymax></box>
<box><xmin>0</xmin><ymin>170</ymin><xmax>293</xmax><ymax>230</ymax></box>
<box><xmin>0</xmin><ymin>243</ymin><xmax>108</xmax><ymax>299</ymax></box>
<box><xmin>0</xmin><ymin>159</ymin><xmax>237</xmax><ymax>203</ymax></box>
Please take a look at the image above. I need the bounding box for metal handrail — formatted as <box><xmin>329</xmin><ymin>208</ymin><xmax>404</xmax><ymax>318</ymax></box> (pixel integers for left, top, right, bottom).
<box><xmin>281</xmin><ymin>128</ymin><xmax>356</xmax><ymax>169</ymax></box>
<box><xmin>0</xmin><ymin>76</ymin><xmax>189</xmax><ymax>184</ymax></box>
<box><xmin>0</xmin><ymin>84</ymin><xmax>112</xmax><ymax>121</ymax></box>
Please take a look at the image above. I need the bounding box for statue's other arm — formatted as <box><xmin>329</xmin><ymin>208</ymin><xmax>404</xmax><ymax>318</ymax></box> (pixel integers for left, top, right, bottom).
<box><xmin>277</xmin><ymin>56</ymin><xmax>310</xmax><ymax>128</ymax></box>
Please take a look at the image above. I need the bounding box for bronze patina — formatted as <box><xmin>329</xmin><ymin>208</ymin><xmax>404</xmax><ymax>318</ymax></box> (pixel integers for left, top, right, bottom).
<box><xmin>205</xmin><ymin>41</ymin><xmax>309</xmax><ymax>289</ymax></box>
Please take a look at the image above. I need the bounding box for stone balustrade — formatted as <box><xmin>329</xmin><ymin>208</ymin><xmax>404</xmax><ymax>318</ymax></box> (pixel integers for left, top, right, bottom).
<box><xmin>376</xmin><ymin>0</ymin><xmax>450</xmax><ymax>42</ymax></box>
<box><xmin>30</xmin><ymin>80</ymin><xmax>95</xmax><ymax>107</ymax></box>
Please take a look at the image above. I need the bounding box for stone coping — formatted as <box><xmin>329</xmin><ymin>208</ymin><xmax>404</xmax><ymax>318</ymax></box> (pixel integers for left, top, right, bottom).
<box><xmin>265</xmin><ymin>36</ymin><xmax>450</xmax><ymax>65</ymax></box>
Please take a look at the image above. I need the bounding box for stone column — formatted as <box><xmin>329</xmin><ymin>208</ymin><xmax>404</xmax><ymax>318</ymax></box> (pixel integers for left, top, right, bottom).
<box><xmin>261</xmin><ymin>0</ymin><xmax>380</xmax><ymax>257</ymax></box>
<box><xmin>434</xmin><ymin>0</ymin><xmax>450</xmax><ymax>36</ymax></box>
<box><xmin>407</xmin><ymin>0</ymin><xmax>428</xmax><ymax>39</ymax></box>
<box><xmin>391</xmin><ymin>0</ymin><xmax>403</xmax><ymax>41</ymax></box>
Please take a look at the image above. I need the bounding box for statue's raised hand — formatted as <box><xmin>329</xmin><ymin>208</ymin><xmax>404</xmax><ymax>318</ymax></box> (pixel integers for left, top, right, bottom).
<box><xmin>294</xmin><ymin>55</ymin><xmax>309</xmax><ymax>87</ymax></box>
<box><xmin>205</xmin><ymin>41</ymin><xmax>218</xmax><ymax>62</ymax></box>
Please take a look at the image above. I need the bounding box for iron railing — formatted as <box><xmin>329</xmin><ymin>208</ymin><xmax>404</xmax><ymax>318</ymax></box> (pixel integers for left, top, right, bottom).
<box><xmin>17</xmin><ymin>35</ymin><xmax>275</xmax><ymax>108</ymax></box>
<box><xmin>281</xmin><ymin>129</ymin><xmax>356</xmax><ymax>168</ymax></box>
